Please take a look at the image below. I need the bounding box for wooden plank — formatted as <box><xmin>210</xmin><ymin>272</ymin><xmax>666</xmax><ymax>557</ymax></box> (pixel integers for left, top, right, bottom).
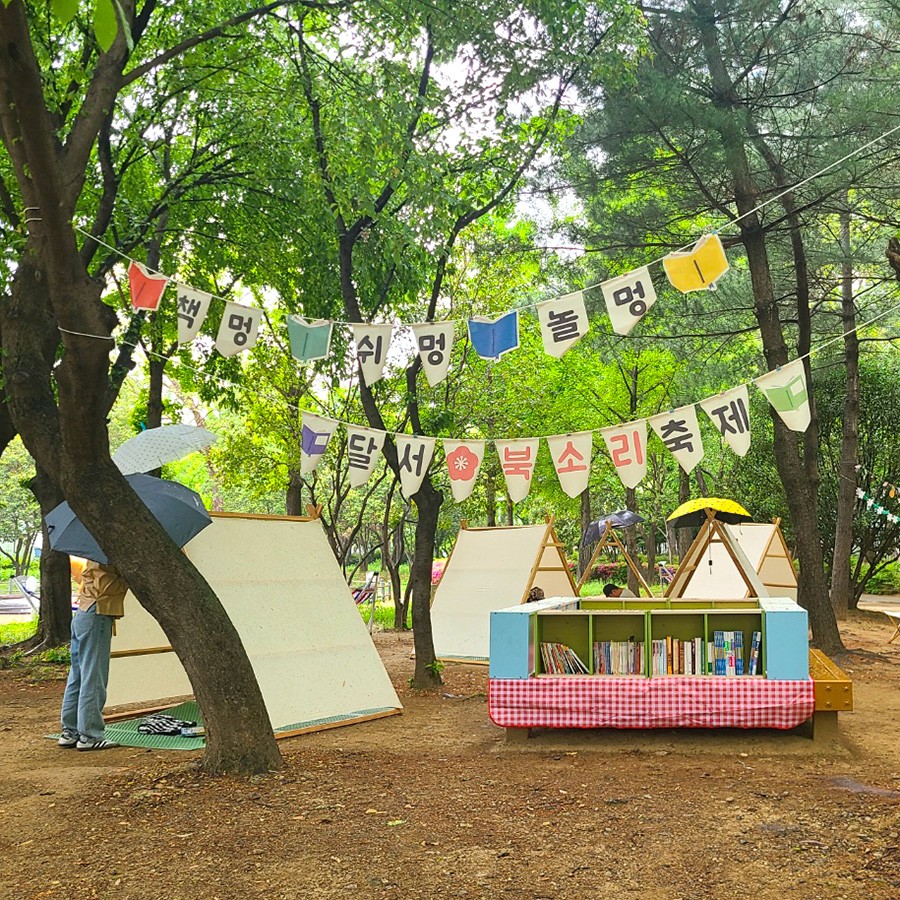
<box><xmin>274</xmin><ymin>708</ymin><xmax>401</xmax><ymax>740</ymax></box>
<box><xmin>809</xmin><ymin>649</ymin><xmax>853</xmax><ymax>711</ymax></box>
<box><xmin>209</xmin><ymin>511</ymin><xmax>313</xmax><ymax>522</ymax></box>
<box><xmin>110</xmin><ymin>645</ymin><xmax>173</xmax><ymax>659</ymax></box>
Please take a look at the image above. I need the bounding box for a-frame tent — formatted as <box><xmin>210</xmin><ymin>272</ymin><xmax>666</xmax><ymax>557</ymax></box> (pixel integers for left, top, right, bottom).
<box><xmin>576</xmin><ymin>521</ymin><xmax>653</xmax><ymax>594</ymax></box>
<box><xmin>105</xmin><ymin>512</ymin><xmax>402</xmax><ymax>737</ymax></box>
<box><xmin>431</xmin><ymin>520</ymin><xmax>577</xmax><ymax>661</ymax></box>
<box><xmin>666</xmin><ymin>516</ymin><xmax>797</xmax><ymax>601</ymax></box>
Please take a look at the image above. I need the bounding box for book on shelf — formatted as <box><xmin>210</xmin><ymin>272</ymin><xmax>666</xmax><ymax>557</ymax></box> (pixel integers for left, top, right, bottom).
<box><xmin>592</xmin><ymin>638</ymin><xmax>644</xmax><ymax>675</ymax></box>
<box><xmin>748</xmin><ymin>630</ymin><xmax>762</xmax><ymax>676</ymax></box>
<box><xmin>712</xmin><ymin>630</ymin><xmax>746</xmax><ymax>676</ymax></box>
<box><xmin>540</xmin><ymin>641</ymin><xmax>589</xmax><ymax>675</ymax></box>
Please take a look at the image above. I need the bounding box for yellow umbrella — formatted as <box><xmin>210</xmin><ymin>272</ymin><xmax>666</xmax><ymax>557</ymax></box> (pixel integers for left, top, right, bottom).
<box><xmin>667</xmin><ymin>497</ymin><xmax>752</xmax><ymax>528</ymax></box>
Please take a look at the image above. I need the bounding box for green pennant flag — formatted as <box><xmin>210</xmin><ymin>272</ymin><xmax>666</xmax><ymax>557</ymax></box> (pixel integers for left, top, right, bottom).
<box><xmin>287</xmin><ymin>316</ymin><xmax>333</xmax><ymax>362</ymax></box>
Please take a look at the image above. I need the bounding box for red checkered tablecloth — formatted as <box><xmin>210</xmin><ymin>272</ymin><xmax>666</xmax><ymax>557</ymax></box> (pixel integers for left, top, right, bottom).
<box><xmin>488</xmin><ymin>676</ymin><xmax>815</xmax><ymax>730</ymax></box>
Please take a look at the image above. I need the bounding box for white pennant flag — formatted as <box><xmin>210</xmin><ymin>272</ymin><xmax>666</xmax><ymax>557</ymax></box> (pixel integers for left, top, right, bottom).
<box><xmin>345</xmin><ymin>425</ymin><xmax>386</xmax><ymax>487</ymax></box>
<box><xmin>443</xmin><ymin>439</ymin><xmax>485</xmax><ymax>502</ymax></box>
<box><xmin>546</xmin><ymin>432</ymin><xmax>593</xmax><ymax>498</ymax></box>
<box><xmin>601</xmin><ymin>420</ymin><xmax>648</xmax><ymax>489</ymax></box>
<box><xmin>537</xmin><ymin>292</ymin><xmax>589</xmax><ymax>357</ymax></box>
<box><xmin>215</xmin><ymin>301</ymin><xmax>262</xmax><ymax>357</ymax></box>
<box><xmin>175</xmin><ymin>285</ymin><xmax>213</xmax><ymax>343</ymax></box>
<box><xmin>396</xmin><ymin>435</ymin><xmax>436</xmax><ymax>497</ymax></box>
<box><xmin>755</xmin><ymin>360</ymin><xmax>811</xmax><ymax>432</ymax></box>
<box><xmin>300</xmin><ymin>413</ymin><xmax>339</xmax><ymax>474</ymax></box>
<box><xmin>495</xmin><ymin>438</ymin><xmax>539</xmax><ymax>503</ymax></box>
<box><xmin>410</xmin><ymin>322</ymin><xmax>454</xmax><ymax>386</ymax></box>
<box><xmin>601</xmin><ymin>267</ymin><xmax>657</xmax><ymax>336</ymax></box>
<box><xmin>351</xmin><ymin>324</ymin><xmax>393</xmax><ymax>385</ymax></box>
<box><xmin>699</xmin><ymin>386</ymin><xmax>751</xmax><ymax>457</ymax></box>
<box><xmin>648</xmin><ymin>405</ymin><xmax>704</xmax><ymax>474</ymax></box>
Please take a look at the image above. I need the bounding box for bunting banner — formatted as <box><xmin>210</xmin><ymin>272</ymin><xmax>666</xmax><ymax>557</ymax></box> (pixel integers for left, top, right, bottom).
<box><xmin>495</xmin><ymin>438</ymin><xmax>539</xmax><ymax>503</ymax></box>
<box><xmin>396</xmin><ymin>435</ymin><xmax>436</xmax><ymax>497</ymax></box>
<box><xmin>346</xmin><ymin>425</ymin><xmax>386</xmax><ymax>487</ymax></box>
<box><xmin>300</xmin><ymin>413</ymin><xmax>339</xmax><ymax>474</ymax></box>
<box><xmin>546</xmin><ymin>432</ymin><xmax>593</xmax><ymax>498</ymax></box>
<box><xmin>756</xmin><ymin>360</ymin><xmax>811</xmax><ymax>432</ymax></box>
<box><xmin>536</xmin><ymin>292</ymin><xmax>588</xmax><ymax>357</ymax></box>
<box><xmin>287</xmin><ymin>316</ymin><xmax>333</xmax><ymax>362</ymax></box>
<box><xmin>351</xmin><ymin>323</ymin><xmax>393</xmax><ymax>385</ymax></box>
<box><xmin>215</xmin><ymin>301</ymin><xmax>261</xmax><ymax>357</ymax></box>
<box><xmin>601</xmin><ymin>267</ymin><xmax>657</xmax><ymax>336</ymax></box>
<box><xmin>410</xmin><ymin>322</ymin><xmax>454</xmax><ymax>386</ymax></box>
<box><xmin>601</xmin><ymin>420</ymin><xmax>648</xmax><ymax>489</ymax></box>
<box><xmin>443</xmin><ymin>440</ymin><xmax>485</xmax><ymax>502</ymax></box>
<box><xmin>175</xmin><ymin>285</ymin><xmax>213</xmax><ymax>343</ymax></box>
<box><xmin>648</xmin><ymin>405</ymin><xmax>704</xmax><ymax>473</ymax></box>
<box><xmin>699</xmin><ymin>386</ymin><xmax>751</xmax><ymax>456</ymax></box>
<box><xmin>468</xmin><ymin>311</ymin><xmax>519</xmax><ymax>360</ymax></box>
<box><xmin>128</xmin><ymin>261</ymin><xmax>168</xmax><ymax>311</ymax></box>
<box><xmin>663</xmin><ymin>234</ymin><xmax>729</xmax><ymax>293</ymax></box>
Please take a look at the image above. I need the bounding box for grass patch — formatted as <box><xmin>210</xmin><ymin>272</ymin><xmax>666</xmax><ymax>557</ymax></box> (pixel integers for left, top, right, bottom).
<box><xmin>359</xmin><ymin>600</ymin><xmax>412</xmax><ymax>631</ymax></box>
<box><xmin>0</xmin><ymin>617</ymin><xmax>38</xmax><ymax>646</ymax></box>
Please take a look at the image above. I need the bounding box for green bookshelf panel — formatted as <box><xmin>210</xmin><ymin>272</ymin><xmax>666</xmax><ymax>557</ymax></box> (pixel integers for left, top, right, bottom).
<box><xmin>536</xmin><ymin>612</ymin><xmax>592</xmax><ymax>675</ymax></box>
<box><xmin>649</xmin><ymin>610</ymin><xmax>705</xmax><ymax>642</ymax></box>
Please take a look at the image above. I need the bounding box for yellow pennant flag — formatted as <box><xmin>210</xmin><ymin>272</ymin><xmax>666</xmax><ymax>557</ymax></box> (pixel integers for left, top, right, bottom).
<box><xmin>663</xmin><ymin>234</ymin><xmax>729</xmax><ymax>292</ymax></box>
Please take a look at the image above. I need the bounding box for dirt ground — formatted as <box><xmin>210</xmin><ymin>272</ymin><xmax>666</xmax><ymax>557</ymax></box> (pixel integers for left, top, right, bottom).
<box><xmin>0</xmin><ymin>611</ymin><xmax>898</xmax><ymax>900</ymax></box>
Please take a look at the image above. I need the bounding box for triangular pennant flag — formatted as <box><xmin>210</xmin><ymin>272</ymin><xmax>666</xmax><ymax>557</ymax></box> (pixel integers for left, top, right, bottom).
<box><xmin>467</xmin><ymin>311</ymin><xmax>519</xmax><ymax>360</ymax></box>
<box><xmin>443</xmin><ymin>440</ymin><xmax>485</xmax><ymax>502</ymax></box>
<box><xmin>755</xmin><ymin>360</ymin><xmax>811</xmax><ymax>432</ymax></box>
<box><xmin>346</xmin><ymin>425</ymin><xmax>386</xmax><ymax>487</ymax></box>
<box><xmin>215</xmin><ymin>301</ymin><xmax>262</xmax><ymax>357</ymax></box>
<box><xmin>410</xmin><ymin>322</ymin><xmax>455</xmax><ymax>386</ymax></box>
<box><xmin>175</xmin><ymin>285</ymin><xmax>213</xmax><ymax>343</ymax></box>
<box><xmin>395</xmin><ymin>435</ymin><xmax>436</xmax><ymax>497</ymax></box>
<box><xmin>287</xmin><ymin>316</ymin><xmax>333</xmax><ymax>362</ymax></box>
<box><xmin>601</xmin><ymin>267</ymin><xmax>657</xmax><ymax>336</ymax></box>
<box><xmin>495</xmin><ymin>438</ymin><xmax>539</xmax><ymax>503</ymax></box>
<box><xmin>601</xmin><ymin>420</ymin><xmax>648</xmax><ymax>489</ymax></box>
<box><xmin>663</xmin><ymin>234</ymin><xmax>729</xmax><ymax>292</ymax></box>
<box><xmin>699</xmin><ymin>386</ymin><xmax>751</xmax><ymax>456</ymax></box>
<box><xmin>536</xmin><ymin>293</ymin><xmax>588</xmax><ymax>357</ymax></box>
<box><xmin>546</xmin><ymin>432</ymin><xmax>593</xmax><ymax>498</ymax></box>
<box><xmin>300</xmin><ymin>413</ymin><xmax>339</xmax><ymax>474</ymax></box>
<box><xmin>128</xmin><ymin>261</ymin><xmax>168</xmax><ymax>311</ymax></box>
<box><xmin>351</xmin><ymin>324</ymin><xmax>393</xmax><ymax>385</ymax></box>
<box><xmin>648</xmin><ymin>405</ymin><xmax>704</xmax><ymax>474</ymax></box>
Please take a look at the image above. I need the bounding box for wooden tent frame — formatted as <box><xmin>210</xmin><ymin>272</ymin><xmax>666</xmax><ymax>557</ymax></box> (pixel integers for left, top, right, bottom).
<box><xmin>576</xmin><ymin>520</ymin><xmax>653</xmax><ymax>595</ymax></box>
<box><xmin>756</xmin><ymin>517</ymin><xmax>799</xmax><ymax>594</ymax></box>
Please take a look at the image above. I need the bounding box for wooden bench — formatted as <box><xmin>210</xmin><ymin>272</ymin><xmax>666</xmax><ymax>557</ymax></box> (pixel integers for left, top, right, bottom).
<box><xmin>805</xmin><ymin>649</ymin><xmax>853</xmax><ymax>742</ymax></box>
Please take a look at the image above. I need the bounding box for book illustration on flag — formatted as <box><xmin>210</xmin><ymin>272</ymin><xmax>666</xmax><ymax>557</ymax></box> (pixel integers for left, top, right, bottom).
<box><xmin>662</xmin><ymin>234</ymin><xmax>729</xmax><ymax>293</ymax></box>
<box><xmin>287</xmin><ymin>316</ymin><xmax>333</xmax><ymax>362</ymax></box>
<box><xmin>128</xmin><ymin>261</ymin><xmax>168</xmax><ymax>311</ymax></box>
<box><xmin>467</xmin><ymin>311</ymin><xmax>519</xmax><ymax>360</ymax></box>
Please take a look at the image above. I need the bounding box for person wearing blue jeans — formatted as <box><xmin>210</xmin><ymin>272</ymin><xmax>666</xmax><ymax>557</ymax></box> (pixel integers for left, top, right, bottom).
<box><xmin>59</xmin><ymin>560</ymin><xmax>127</xmax><ymax>751</ymax></box>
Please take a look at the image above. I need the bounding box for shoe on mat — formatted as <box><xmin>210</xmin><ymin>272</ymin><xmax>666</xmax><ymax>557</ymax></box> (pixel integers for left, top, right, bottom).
<box><xmin>58</xmin><ymin>730</ymin><xmax>79</xmax><ymax>748</ymax></box>
<box><xmin>76</xmin><ymin>739</ymin><xmax>120</xmax><ymax>751</ymax></box>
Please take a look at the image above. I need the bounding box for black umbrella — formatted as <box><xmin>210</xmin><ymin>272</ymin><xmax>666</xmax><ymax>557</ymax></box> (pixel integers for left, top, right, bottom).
<box><xmin>45</xmin><ymin>474</ymin><xmax>212</xmax><ymax>564</ymax></box>
<box><xmin>581</xmin><ymin>509</ymin><xmax>645</xmax><ymax>546</ymax></box>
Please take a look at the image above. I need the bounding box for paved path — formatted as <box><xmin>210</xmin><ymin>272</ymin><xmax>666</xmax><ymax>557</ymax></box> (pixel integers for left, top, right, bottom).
<box><xmin>858</xmin><ymin>593</ymin><xmax>900</xmax><ymax>613</ymax></box>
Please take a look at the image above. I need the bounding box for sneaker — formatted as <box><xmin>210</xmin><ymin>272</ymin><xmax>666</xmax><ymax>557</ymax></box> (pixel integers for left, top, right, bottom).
<box><xmin>76</xmin><ymin>739</ymin><xmax>120</xmax><ymax>751</ymax></box>
<box><xmin>57</xmin><ymin>730</ymin><xmax>79</xmax><ymax>749</ymax></box>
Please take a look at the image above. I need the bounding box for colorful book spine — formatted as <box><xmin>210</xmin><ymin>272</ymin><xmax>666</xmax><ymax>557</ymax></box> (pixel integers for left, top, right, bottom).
<box><xmin>748</xmin><ymin>631</ymin><xmax>761</xmax><ymax>675</ymax></box>
<box><xmin>735</xmin><ymin>630</ymin><xmax>744</xmax><ymax>676</ymax></box>
<box><xmin>714</xmin><ymin>630</ymin><xmax>726</xmax><ymax>676</ymax></box>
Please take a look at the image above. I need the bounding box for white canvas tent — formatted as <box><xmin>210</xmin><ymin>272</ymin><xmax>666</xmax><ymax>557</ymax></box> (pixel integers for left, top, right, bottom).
<box><xmin>106</xmin><ymin>513</ymin><xmax>401</xmax><ymax>736</ymax></box>
<box><xmin>431</xmin><ymin>521</ymin><xmax>577</xmax><ymax>661</ymax></box>
<box><xmin>666</xmin><ymin>520</ymin><xmax>797</xmax><ymax>600</ymax></box>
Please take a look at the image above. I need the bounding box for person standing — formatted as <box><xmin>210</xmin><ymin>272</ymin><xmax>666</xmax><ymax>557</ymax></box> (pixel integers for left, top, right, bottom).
<box><xmin>58</xmin><ymin>560</ymin><xmax>128</xmax><ymax>751</ymax></box>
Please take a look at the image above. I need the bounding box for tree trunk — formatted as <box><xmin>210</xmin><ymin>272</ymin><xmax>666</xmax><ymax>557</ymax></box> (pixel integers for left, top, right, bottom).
<box><xmin>410</xmin><ymin>480</ymin><xmax>442</xmax><ymax>686</ymax></box>
<box><xmin>624</xmin><ymin>487</ymin><xmax>640</xmax><ymax>595</ymax></box>
<box><xmin>486</xmin><ymin>475</ymin><xmax>497</xmax><ymax>527</ymax></box>
<box><xmin>675</xmin><ymin>468</ymin><xmax>692</xmax><ymax>560</ymax></box>
<box><xmin>285</xmin><ymin>467</ymin><xmax>303</xmax><ymax>516</ymax></box>
<box><xmin>577</xmin><ymin>488</ymin><xmax>592</xmax><ymax>580</ymax></box>
<box><xmin>829</xmin><ymin>205</ymin><xmax>859</xmax><ymax>620</ymax></box>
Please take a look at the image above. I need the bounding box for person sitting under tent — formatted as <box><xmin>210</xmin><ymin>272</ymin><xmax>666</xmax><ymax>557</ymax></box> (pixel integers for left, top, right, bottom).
<box><xmin>527</xmin><ymin>586</ymin><xmax>545</xmax><ymax>602</ymax></box>
<box><xmin>603</xmin><ymin>582</ymin><xmax>637</xmax><ymax>599</ymax></box>
<box><xmin>59</xmin><ymin>560</ymin><xmax>127</xmax><ymax>751</ymax></box>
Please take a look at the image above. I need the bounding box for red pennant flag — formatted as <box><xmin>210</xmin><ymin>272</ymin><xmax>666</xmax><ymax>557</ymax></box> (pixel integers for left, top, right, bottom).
<box><xmin>128</xmin><ymin>261</ymin><xmax>168</xmax><ymax>310</ymax></box>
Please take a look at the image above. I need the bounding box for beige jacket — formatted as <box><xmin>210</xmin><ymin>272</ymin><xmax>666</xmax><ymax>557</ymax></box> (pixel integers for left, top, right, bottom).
<box><xmin>77</xmin><ymin>561</ymin><xmax>128</xmax><ymax>618</ymax></box>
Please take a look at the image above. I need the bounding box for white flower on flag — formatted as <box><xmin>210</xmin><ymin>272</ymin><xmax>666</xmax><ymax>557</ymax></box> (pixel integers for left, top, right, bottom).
<box><xmin>546</xmin><ymin>432</ymin><xmax>593</xmax><ymax>498</ymax></box>
<box><xmin>175</xmin><ymin>285</ymin><xmax>213</xmax><ymax>344</ymax></box>
<box><xmin>536</xmin><ymin>292</ymin><xmax>588</xmax><ymax>357</ymax></box>
<box><xmin>648</xmin><ymin>405</ymin><xmax>704</xmax><ymax>473</ymax></box>
<box><xmin>410</xmin><ymin>322</ymin><xmax>454</xmax><ymax>386</ymax></box>
<box><xmin>699</xmin><ymin>386</ymin><xmax>751</xmax><ymax>456</ymax></box>
<box><xmin>443</xmin><ymin>440</ymin><xmax>485</xmax><ymax>502</ymax></box>
<box><xmin>755</xmin><ymin>360</ymin><xmax>811</xmax><ymax>432</ymax></box>
<box><xmin>601</xmin><ymin>421</ymin><xmax>648</xmax><ymax>489</ymax></box>
<box><xmin>495</xmin><ymin>438</ymin><xmax>539</xmax><ymax>503</ymax></box>
<box><xmin>351</xmin><ymin>323</ymin><xmax>393</xmax><ymax>385</ymax></box>
<box><xmin>601</xmin><ymin>267</ymin><xmax>657</xmax><ymax>336</ymax></box>
<box><xmin>345</xmin><ymin>425</ymin><xmax>386</xmax><ymax>487</ymax></box>
<box><xmin>215</xmin><ymin>301</ymin><xmax>261</xmax><ymax>357</ymax></box>
<box><xmin>396</xmin><ymin>435</ymin><xmax>436</xmax><ymax>497</ymax></box>
<box><xmin>300</xmin><ymin>413</ymin><xmax>339</xmax><ymax>474</ymax></box>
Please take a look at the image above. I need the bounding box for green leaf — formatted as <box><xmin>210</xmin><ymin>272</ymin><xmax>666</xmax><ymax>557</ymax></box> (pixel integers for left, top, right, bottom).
<box><xmin>93</xmin><ymin>0</ymin><xmax>117</xmax><ymax>52</ymax></box>
<box><xmin>51</xmin><ymin>0</ymin><xmax>79</xmax><ymax>25</ymax></box>
<box><xmin>112</xmin><ymin>0</ymin><xmax>133</xmax><ymax>52</ymax></box>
